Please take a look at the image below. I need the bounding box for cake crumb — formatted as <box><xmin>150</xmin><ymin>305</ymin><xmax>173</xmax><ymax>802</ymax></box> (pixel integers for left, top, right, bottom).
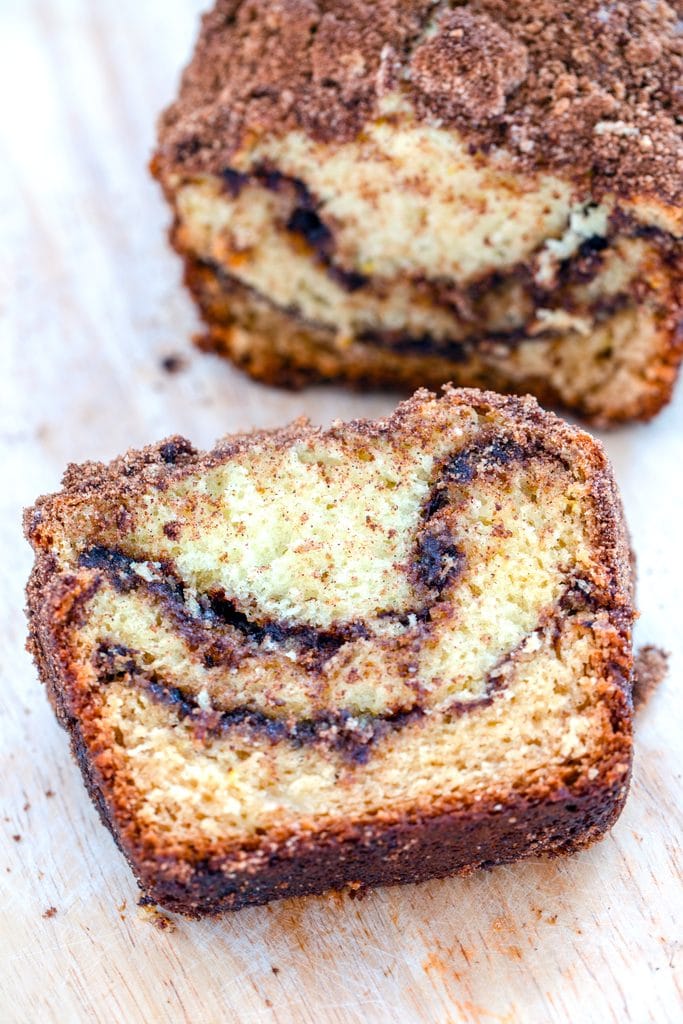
<box><xmin>633</xmin><ymin>645</ymin><xmax>668</xmax><ymax>711</ymax></box>
<box><xmin>11</xmin><ymin>834</ymin><xmax>21</xmax><ymax>842</ymax></box>
<box><xmin>347</xmin><ymin>880</ymin><xmax>369</xmax><ymax>901</ymax></box>
<box><xmin>271</xmin><ymin>966</ymin><xmax>280</xmax><ymax>975</ymax></box>
<box><xmin>153</xmin><ymin>913</ymin><xmax>176</xmax><ymax>932</ymax></box>
<box><xmin>161</xmin><ymin>354</ymin><xmax>186</xmax><ymax>375</ymax></box>
<box><xmin>42</xmin><ymin>907</ymin><xmax>58</xmax><ymax>919</ymax></box>
<box><xmin>137</xmin><ymin>901</ymin><xmax>177</xmax><ymax>932</ymax></box>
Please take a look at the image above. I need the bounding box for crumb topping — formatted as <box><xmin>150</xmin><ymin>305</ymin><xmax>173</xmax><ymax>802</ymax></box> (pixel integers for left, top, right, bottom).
<box><xmin>157</xmin><ymin>0</ymin><xmax>683</xmax><ymax>206</ymax></box>
<box><xmin>409</xmin><ymin>9</ymin><xmax>529</xmax><ymax>124</ymax></box>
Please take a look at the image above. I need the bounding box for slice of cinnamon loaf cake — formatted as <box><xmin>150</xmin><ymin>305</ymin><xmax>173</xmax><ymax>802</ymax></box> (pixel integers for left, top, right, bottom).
<box><xmin>152</xmin><ymin>0</ymin><xmax>683</xmax><ymax>424</ymax></box>
<box><xmin>25</xmin><ymin>389</ymin><xmax>634</xmax><ymax>915</ymax></box>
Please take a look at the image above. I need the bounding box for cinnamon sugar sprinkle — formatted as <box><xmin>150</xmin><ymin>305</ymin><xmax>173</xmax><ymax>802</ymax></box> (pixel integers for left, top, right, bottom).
<box><xmin>157</xmin><ymin>1</ymin><xmax>682</xmax><ymax>206</ymax></box>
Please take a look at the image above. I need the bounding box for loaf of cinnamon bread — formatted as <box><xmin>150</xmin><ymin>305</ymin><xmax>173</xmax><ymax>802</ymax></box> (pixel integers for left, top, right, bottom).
<box><xmin>153</xmin><ymin>0</ymin><xmax>683</xmax><ymax>424</ymax></box>
<box><xmin>25</xmin><ymin>389</ymin><xmax>634</xmax><ymax>914</ymax></box>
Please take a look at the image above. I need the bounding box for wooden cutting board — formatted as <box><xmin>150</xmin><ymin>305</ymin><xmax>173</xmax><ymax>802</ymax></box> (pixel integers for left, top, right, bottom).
<box><xmin>1</xmin><ymin>2</ymin><xmax>681</xmax><ymax>1021</ymax></box>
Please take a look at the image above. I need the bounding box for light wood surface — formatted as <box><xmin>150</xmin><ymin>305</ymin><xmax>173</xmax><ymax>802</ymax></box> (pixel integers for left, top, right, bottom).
<box><xmin>1</xmin><ymin>2</ymin><xmax>681</xmax><ymax>1022</ymax></box>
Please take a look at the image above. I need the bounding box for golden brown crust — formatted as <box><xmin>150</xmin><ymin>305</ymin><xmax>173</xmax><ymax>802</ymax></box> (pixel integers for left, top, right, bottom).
<box><xmin>156</xmin><ymin>0</ymin><xmax>683</xmax><ymax>210</ymax></box>
<box><xmin>25</xmin><ymin>389</ymin><xmax>634</xmax><ymax>914</ymax></box>
<box><xmin>23</xmin><ymin>553</ymin><xmax>635</xmax><ymax>917</ymax></box>
<box><xmin>25</xmin><ymin>568</ymin><xmax>633</xmax><ymax>915</ymax></box>
<box><xmin>183</xmin><ymin>256</ymin><xmax>683</xmax><ymax>426</ymax></box>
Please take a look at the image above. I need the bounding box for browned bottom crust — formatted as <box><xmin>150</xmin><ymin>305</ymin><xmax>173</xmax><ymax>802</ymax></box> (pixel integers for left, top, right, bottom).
<box><xmin>184</xmin><ymin>257</ymin><xmax>683</xmax><ymax>427</ymax></box>
<box><xmin>78</xmin><ymin>726</ymin><xmax>627</xmax><ymax>917</ymax></box>
<box><xmin>27</xmin><ymin>576</ymin><xmax>630</xmax><ymax>918</ymax></box>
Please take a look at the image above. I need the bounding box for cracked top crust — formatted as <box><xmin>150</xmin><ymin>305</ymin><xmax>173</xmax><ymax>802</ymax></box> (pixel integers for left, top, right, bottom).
<box><xmin>156</xmin><ymin>0</ymin><xmax>683</xmax><ymax>209</ymax></box>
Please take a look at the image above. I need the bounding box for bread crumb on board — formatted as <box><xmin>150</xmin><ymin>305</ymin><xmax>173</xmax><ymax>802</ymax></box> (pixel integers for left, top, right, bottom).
<box><xmin>633</xmin><ymin>645</ymin><xmax>669</xmax><ymax>712</ymax></box>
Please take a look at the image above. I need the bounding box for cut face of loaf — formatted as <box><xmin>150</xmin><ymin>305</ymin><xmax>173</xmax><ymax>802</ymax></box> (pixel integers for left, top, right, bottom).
<box><xmin>25</xmin><ymin>389</ymin><xmax>634</xmax><ymax>915</ymax></box>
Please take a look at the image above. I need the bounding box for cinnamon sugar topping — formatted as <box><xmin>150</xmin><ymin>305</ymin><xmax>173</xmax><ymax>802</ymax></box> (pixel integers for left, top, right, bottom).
<box><xmin>409</xmin><ymin>10</ymin><xmax>529</xmax><ymax>123</ymax></box>
<box><xmin>157</xmin><ymin>0</ymin><xmax>683</xmax><ymax>207</ymax></box>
